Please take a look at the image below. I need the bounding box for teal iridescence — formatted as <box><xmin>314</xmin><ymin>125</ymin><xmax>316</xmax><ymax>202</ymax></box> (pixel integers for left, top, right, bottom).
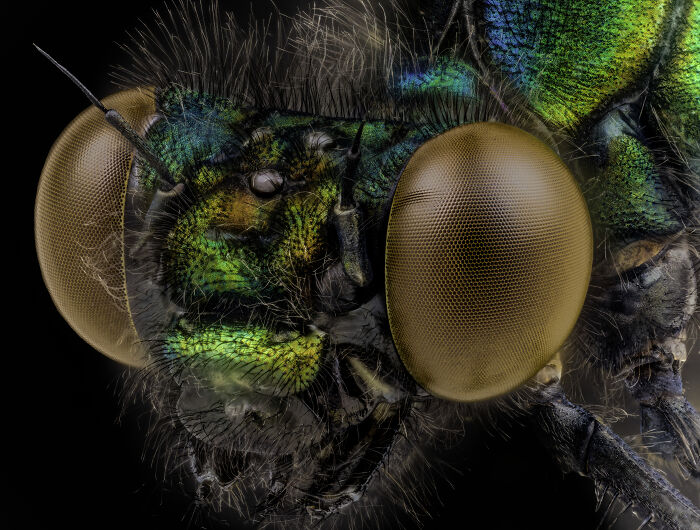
<box><xmin>354</xmin><ymin>135</ymin><xmax>426</xmax><ymax>213</ymax></box>
<box><xmin>141</xmin><ymin>87</ymin><xmax>248</xmax><ymax>189</ymax></box>
<box><xmin>482</xmin><ymin>0</ymin><xmax>672</xmax><ymax>128</ymax></box>
<box><xmin>335</xmin><ymin>121</ymin><xmax>393</xmax><ymax>149</ymax></box>
<box><xmin>398</xmin><ymin>58</ymin><xmax>478</xmax><ymax>99</ymax></box>
<box><xmin>588</xmin><ymin>135</ymin><xmax>681</xmax><ymax>238</ymax></box>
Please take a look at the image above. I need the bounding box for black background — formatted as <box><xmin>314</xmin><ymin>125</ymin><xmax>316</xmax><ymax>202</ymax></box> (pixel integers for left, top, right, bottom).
<box><xmin>12</xmin><ymin>1</ymin><xmax>608</xmax><ymax>528</ymax></box>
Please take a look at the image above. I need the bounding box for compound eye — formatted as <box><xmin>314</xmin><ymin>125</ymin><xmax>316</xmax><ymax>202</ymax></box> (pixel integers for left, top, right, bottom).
<box><xmin>35</xmin><ymin>89</ymin><xmax>155</xmax><ymax>367</ymax></box>
<box><xmin>385</xmin><ymin>122</ymin><xmax>592</xmax><ymax>401</ymax></box>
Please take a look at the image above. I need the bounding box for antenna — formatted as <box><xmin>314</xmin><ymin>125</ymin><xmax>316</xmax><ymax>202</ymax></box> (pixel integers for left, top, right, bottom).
<box><xmin>34</xmin><ymin>44</ymin><xmax>174</xmax><ymax>186</ymax></box>
<box><xmin>340</xmin><ymin>121</ymin><xmax>365</xmax><ymax>209</ymax></box>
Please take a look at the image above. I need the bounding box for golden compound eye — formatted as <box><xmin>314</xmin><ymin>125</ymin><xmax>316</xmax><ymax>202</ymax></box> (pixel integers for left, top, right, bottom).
<box><xmin>385</xmin><ymin>122</ymin><xmax>593</xmax><ymax>402</ymax></box>
<box><xmin>35</xmin><ymin>89</ymin><xmax>155</xmax><ymax>367</ymax></box>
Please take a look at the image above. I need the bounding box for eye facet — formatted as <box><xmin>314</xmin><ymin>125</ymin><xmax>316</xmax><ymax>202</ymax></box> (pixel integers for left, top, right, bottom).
<box><xmin>35</xmin><ymin>89</ymin><xmax>155</xmax><ymax>367</ymax></box>
<box><xmin>385</xmin><ymin>122</ymin><xmax>593</xmax><ymax>402</ymax></box>
<box><xmin>250</xmin><ymin>169</ymin><xmax>284</xmax><ymax>196</ymax></box>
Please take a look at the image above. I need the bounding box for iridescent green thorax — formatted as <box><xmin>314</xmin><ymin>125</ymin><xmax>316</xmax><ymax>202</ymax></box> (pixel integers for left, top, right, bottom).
<box><xmin>588</xmin><ymin>136</ymin><xmax>681</xmax><ymax>238</ymax></box>
<box><xmin>482</xmin><ymin>0</ymin><xmax>672</xmax><ymax>128</ymax></box>
<box><xmin>165</xmin><ymin>324</ymin><xmax>325</xmax><ymax>393</ymax></box>
<box><xmin>653</xmin><ymin>0</ymin><xmax>700</xmax><ymax>160</ymax></box>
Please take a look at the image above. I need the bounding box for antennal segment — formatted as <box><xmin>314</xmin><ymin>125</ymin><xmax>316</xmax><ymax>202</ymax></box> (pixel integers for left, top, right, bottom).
<box><xmin>339</xmin><ymin>121</ymin><xmax>365</xmax><ymax>210</ymax></box>
<box><xmin>34</xmin><ymin>44</ymin><xmax>174</xmax><ymax>187</ymax></box>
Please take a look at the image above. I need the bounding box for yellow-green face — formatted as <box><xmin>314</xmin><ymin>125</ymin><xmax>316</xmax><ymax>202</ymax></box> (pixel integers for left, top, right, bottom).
<box><xmin>132</xmin><ymin>86</ymin><xmax>430</xmax><ymax>394</ymax></box>
<box><xmin>156</xmin><ymin>108</ymin><xmax>339</xmax><ymax>393</ymax></box>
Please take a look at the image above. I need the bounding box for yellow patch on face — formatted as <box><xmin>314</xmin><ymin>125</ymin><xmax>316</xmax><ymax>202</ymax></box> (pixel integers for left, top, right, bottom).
<box><xmin>288</xmin><ymin>151</ymin><xmax>332</xmax><ymax>182</ymax></box>
<box><xmin>273</xmin><ymin>179</ymin><xmax>338</xmax><ymax>271</ymax></box>
<box><xmin>214</xmin><ymin>189</ymin><xmax>279</xmax><ymax>233</ymax></box>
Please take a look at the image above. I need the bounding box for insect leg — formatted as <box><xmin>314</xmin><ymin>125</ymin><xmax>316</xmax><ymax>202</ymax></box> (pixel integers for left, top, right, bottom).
<box><xmin>529</xmin><ymin>382</ymin><xmax>700</xmax><ymax>529</ymax></box>
<box><xmin>588</xmin><ymin>237</ymin><xmax>699</xmax><ymax>479</ymax></box>
<box><xmin>625</xmin><ymin>338</ymin><xmax>700</xmax><ymax>479</ymax></box>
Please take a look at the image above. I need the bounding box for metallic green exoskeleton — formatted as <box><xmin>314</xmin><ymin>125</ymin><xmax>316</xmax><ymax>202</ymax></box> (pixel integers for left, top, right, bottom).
<box><xmin>38</xmin><ymin>0</ymin><xmax>700</xmax><ymax>527</ymax></box>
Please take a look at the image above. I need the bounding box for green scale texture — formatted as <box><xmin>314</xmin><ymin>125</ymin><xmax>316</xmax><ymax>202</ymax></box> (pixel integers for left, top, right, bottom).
<box><xmin>653</xmin><ymin>0</ymin><xmax>700</xmax><ymax>165</ymax></box>
<box><xmin>482</xmin><ymin>0</ymin><xmax>672</xmax><ymax>128</ymax></box>
<box><xmin>589</xmin><ymin>135</ymin><xmax>681</xmax><ymax>238</ymax></box>
<box><xmin>140</xmin><ymin>87</ymin><xmax>250</xmax><ymax>190</ymax></box>
<box><xmin>145</xmin><ymin>87</ymin><xmax>423</xmax><ymax>392</ymax></box>
<box><xmin>166</xmin><ymin>324</ymin><xmax>325</xmax><ymax>393</ymax></box>
<box><xmin>165</xmin><ymin>191</ymin><xmax>267</xmax><ymax>301</ymax></box>
<box><xmin>397</xmin><ymin>58</ymin><xmax>478</xmax><ymax>99</ymax></box>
